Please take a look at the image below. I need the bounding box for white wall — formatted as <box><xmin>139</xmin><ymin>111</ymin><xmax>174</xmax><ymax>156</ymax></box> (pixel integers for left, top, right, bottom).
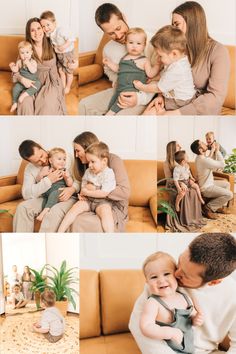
<box><xmin>0</xmin><ymin>0</ymin><xmax>79</xmax><ymax>36</ymax></box>
<box><xmin>157</xmin><ymin>116</ymin><xmax>236</xmax><ymax>161</ymax></box>
<box><xmin>79</xmin><ymin>0</ymin><xmax>236</xmax><ymax>52</ymax></box>
<box><xmin>0</xmin><ymin>116</ymin><xmax>157</xmax><ymax>176</ymax></box>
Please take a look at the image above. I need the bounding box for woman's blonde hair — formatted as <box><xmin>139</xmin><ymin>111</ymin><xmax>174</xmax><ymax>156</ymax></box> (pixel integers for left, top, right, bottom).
<box><xmin>25</xmin><ymin>17</ymin><xmax>54</xmax><ymax>61</ymax></box>
<box><xmin>166</xmin><ymin>141</ymin><xmax>178</xmax><ymax>172</ymax></box>
<box><xmin>126</xmin><ymin>27</ymin><xmax>147</xmax><ymax>45</ymax></box>
<box><xmin>172</xmin><ymin>1</ymin><xmax>213</xmax><ymax>67</ymax></box>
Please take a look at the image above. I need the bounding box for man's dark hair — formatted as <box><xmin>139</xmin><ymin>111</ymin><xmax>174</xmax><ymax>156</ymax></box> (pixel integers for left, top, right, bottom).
<box><xmin>189</xmin><ymin>233</ymin><xmax>236</xmax><ymax>282</ymax></box>
<box><xmin>95</xmin><ymin>3</ymin><xmax>124</xmax><ymax>27</ymax></box>
<box><xmin>190</xmin><ymin>139</ymin><xmax>201</xmax><ymax>155</ymax></box>
<box><xmin>19</xmin><ymin>140</ymin><xmax>42</xmax><ymax>160</ymax></box>
<box><xmin>174</xmin><ymin>150</ymin><xmax>186</xmax><ymax>164</ymax></box>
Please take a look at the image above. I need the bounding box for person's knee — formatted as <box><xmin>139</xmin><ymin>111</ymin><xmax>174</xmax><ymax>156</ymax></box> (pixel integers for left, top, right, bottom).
<box><xmin>227</xmin><ymin>190</ymin><xmax>233</xmax><ymax>200</ymax></box>
<box><xmin>96</xmin><ymin>204</ymin><xmax>112</xmax><ymax>216</ymax></box>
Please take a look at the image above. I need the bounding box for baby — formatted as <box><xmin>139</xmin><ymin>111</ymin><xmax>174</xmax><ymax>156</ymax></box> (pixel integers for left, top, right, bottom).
<box><xmin>9</xmin><ymin>284</ymin><xmax>28</xmax><ymax>309</ymax></box>
<box><xmin>33</xmin><ymin>289</ymin><xmax>65</xmax><ymax>343</ymax></box>
<box><xmin>9</xmin><ymin>41</ymin><xmax>41</xmax><ymax>112</ymax></box>
<box><xmin>140</xmin><ymin>251</ymin><xmax>204</xmax><ymax>353</ymax></box>
<box><xmin>205</xmin><ymin>131</ymin><xmax>227</xmax><ymax>158</ymax></box>
<box><xmin>36</xmin><ymin>147</ymin><xmax>73</xmax><ymax>222</ymax></box>
<box><xmin>58</xmin><ymin>142</ymin><xmax>116</xmax><ymax>233</ymax></box>
<box><xmin>173</xmin><ymin>150</ymin><xmax>205</xmax><ymax>212</ymax></box>
<box><xmin>133</xmin><ymin>25</ymin><xmax>196</xmax><ymax>114</ymax></box>
<box><xmin>104</xmin><ymin>27</ymin><xmax>160</xmax><ymax>115</ymax></box>
<box><xmin>40</xmin><ymin>11</ymin><xmax>76</xmax><ymax>94</ymax></box>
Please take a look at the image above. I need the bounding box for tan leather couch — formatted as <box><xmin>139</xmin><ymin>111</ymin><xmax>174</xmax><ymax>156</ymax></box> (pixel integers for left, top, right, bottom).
<box><xmin>0</xmin><ymin>159</ymin><xmax>157</xmax><ymax>232</ymax></box>
<box><xmin>157</xmin><ymin>160</ymin><xmax>235</xmax><ymax>214</ymax></box>
<box><xmin>0</xmin><ymin>35</ymin><xmax>79</xmax><ymax>115</ymax></box>
<box><xmin>80</xmin><ymin>269</ymin><xmax>229</xmax><ymax>353</ymax></box>
<box><xmin>79</xmin><ymin>34</ymin><xmax>236</xmax><ymax>115</ymax></box>
<box><xmin>80</xmin><ymin>269</ymin><xmax>144</xmax><ymax>354</ymax></box>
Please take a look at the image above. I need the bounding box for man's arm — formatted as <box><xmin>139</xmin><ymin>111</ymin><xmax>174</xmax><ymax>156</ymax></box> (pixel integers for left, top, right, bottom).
<box><xmin>22</xmin><ymin>165</ymin><xmax>52</xmax><ymax>200</ymax></box>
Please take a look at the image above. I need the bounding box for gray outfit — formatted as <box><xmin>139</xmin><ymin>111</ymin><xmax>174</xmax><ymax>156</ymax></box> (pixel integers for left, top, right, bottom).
<box><xmin>12</xmin><ymin>67</ymin><xmax>41</xmax><ymax>103</ymax></box>
<box><xmin>42</xmin><ymin>179</ymin><xmax>66</xmax><ymax>209</ymax></box>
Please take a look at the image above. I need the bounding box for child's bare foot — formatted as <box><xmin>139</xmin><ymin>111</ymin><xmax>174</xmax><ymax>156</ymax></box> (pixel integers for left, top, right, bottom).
<box><xmin>133</xmin><ymin>80</ymin><xmax>143</xmax><ymax>90</ymax></box>
<box><xmin>105</xmin><ymin>109</ymin><xmax>116</xmax><ymax>116</ymax></box>
<box><xmin>175</xmin><ymin>203</ymin><xmax>180</xmax><ymax>212</ymax></box>
<box><xmin>200</xmin><ymin>198</ymin><xmax>205</xmax><ymax>205</ymax></box>
<box><xmin>64</xmin><ymin>86</ymin><xmax>70</xmax><ymax>94</ymax></box>
<box><xmin>18</xmin><ymin>92</ymin><xmax>29</xmax><ymax>103</ymax></box>
<box><xmin>10</xmin><ymin>103</ymin><xmax>17</xmax><ymax>112</ymax></box>
<box><xmin>36</xmin><ymin>208</ymin><xmax>50</xmax><ymax>222</ymax></box>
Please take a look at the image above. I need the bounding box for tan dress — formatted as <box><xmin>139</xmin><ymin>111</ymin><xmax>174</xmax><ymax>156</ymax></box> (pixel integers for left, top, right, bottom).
<box><xmin>17</xmin><ymin>54</ymin><xmax>66</xmax><ymax>115</ymax></box>
<box><xmin>163</xmin><ymin>161</ymin><xmax>205</xmax><ymax>232</ymax></box>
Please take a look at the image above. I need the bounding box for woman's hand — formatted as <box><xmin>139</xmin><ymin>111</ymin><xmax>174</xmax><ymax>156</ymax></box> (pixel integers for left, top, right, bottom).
<box><xmin>117</xmin><ymin>92</ymin><xmax>137</xmax><ymax>109</ymax></box>
<box><xmin>59</xmin><ymin>186</ymin><xmax>75</xmax><ymax>202</ymax></box>
<box><xmin>21</xmin><ymin>77</ymin><xmax>37</xmax><ymax>89</ymax></box>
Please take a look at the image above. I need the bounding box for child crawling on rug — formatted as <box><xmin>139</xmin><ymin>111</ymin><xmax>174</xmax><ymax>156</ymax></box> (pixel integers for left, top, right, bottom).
<box><xmin>32</xmin><ymin>289</ymin><xmax>65</xmax><ymax>343</ymax></box>
<box><xmin>9</xmin><ymin>284</ymin><xmax>28</xmax><ymax>309</ymax></box>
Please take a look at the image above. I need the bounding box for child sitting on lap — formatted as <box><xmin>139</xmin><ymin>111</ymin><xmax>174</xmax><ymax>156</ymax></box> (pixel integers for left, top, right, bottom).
<box><xmin>133</xmin><ymin>25</ymin><xmax>196</xmax><ymax>114</ymax></box>
<box><xmin>9</xmin><ymin>41</ymin><xmax>41</xmax><ymax>112</ymax></box>
<box><xmin>104</xmin><ymin>27</ymin><xmax>161</xmax><ymax>115</ymax></box>
<box><xmin>40</xmin><ymin>11</ymin><xmax>76</xmax><ymax>94</ymax></box>
<box><xmin>36</xmin><ymin>147</ymin><xmax>73</xmax><ymax>222</ymax></box>
<box><xmin>140</xmin><ymin>252</ymin><xmax>204</xmax><ymax>353</ymax></box>
<box><xmin>58</xmin><ymin>142</ymin><xmax>116</xmax><ymax>233</ymax></box>
<box><xmin>173</xmin><ymin>150</ymin><xmax>205</xmax><ymax>212</ymax></box>
<box><xmin>9</xmin><ymin>284</ymin><xmax>28</xmax><ymax>309</ymax></box>
<box><xmin>33</xmin><ymin>289</ymin><xmax>65</xmax><ymax>343</ymax></box>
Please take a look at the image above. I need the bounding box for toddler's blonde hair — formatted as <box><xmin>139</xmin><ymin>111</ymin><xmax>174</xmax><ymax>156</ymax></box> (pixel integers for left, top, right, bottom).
<box><xmin>18</xmin><ymin>41</ymin><xmax>32</xmax><ymax>51</ymax></box>
<box><xmin>143</xmin><ymin>251</ymin><xmax>176</xmax><ymax>277</ymax></box>
<box><xmin>151</xmin><ymin>25</ymin><xmax>187</xmax><ymax>54</ymax></box>
<box><xmin>40</xmin><ymin>10</ymin><xmax>56</xmax><ymax>22</ymax></box>
<box><xmin>41</xmin><ymin>289</ymin><xmax>56</xmax><ymax>307</ymax></box>
<box><xmin>126</xmin><ymin>27</ymin><xmax>147</xmax><ymax>45</ymax></box>
<box><xmin>205</xmin><ymin>131</ymin><xmax>215</xmax><ymax>138</ymax></box>
<box><xmin>85</xmin><ymin>142</ymin><xmax>109</xmax><ymax>160</ymax></box>
<box><xmin>48</xmin><ymin>147</ymin><xmax>66</xmax><ymax>158</ymax></box>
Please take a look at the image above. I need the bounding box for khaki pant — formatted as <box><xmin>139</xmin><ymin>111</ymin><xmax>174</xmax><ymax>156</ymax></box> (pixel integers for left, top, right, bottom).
<box><xmin>201</xmin><ymin>180</ymin><xmax>233</xmax><ymax>212</ymax></box>
<box><xmin>78</xmin><ymin>88</ymin><xmax>146</xmax><ymax>115</ymax></box>
<box><xmin>13</xmin><ymin>198</ymin><xmax>76</xmax><ymax>232</ymax></box>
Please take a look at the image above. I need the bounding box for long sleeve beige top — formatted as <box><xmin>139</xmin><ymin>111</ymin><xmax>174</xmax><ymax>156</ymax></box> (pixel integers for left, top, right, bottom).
<box><xmin>180</xmin><ymin>41</ymin><xmax>230</xmax><ymax>115</ymax></box>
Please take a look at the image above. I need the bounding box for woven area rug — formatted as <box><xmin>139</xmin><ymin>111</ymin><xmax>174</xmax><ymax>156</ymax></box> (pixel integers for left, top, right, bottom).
<box><xmin>200</xmin><ymin>213</ymin><xmax>236</xmax><ymax>233</ymax></box>
<box><xmin>0</xmin><ymin>312</ymin><xmax>79</xmax><ymax>353</ymax></box>
<box><xmin>6</xmin><ymin>302</ymin><xmax>40</xmax><ymax>316</ymax></box>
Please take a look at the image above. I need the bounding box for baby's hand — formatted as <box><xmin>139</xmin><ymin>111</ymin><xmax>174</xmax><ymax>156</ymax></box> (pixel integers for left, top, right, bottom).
<box><xmin>171</xmin><ymin>328</ymin><xmax>183</xmax><ymax>345</ymax></box>
<box><xmin>78</xmin><ymin>194</ymin><xmax>87</xmax><ymax>201</ymax></box>
<box><xmin>85</xmin><ymin>182</ymin><xmax>96</xmax><ymax>191</ymax></box>
<box><xmin>133</xmin><ymin>80</ymin><xmax>144</xmax><ymax>91</ymax></box>
<box><xmin>192</xmin><ymin>311</ymin><xmax>204</xmax><ymax>326</ymax></box>
<box><xmin>9</xmin><ymin>62</ymin><xmax>18</xmax><ymax>73</ymax></box>
<box><xmin>103</xmin><ymin>57</ymin><xmax>110</xmax><ymax>66</ymax></box>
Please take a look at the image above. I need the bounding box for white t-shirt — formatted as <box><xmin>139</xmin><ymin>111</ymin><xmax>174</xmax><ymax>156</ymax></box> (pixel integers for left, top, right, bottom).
<box><xmin>82</xmin><ymin>166</ymin><xmax>116</xmax><ymax>193</ymax></box>
<box><xmin>50</xmin><ymin>27</ymin><xmax>75</xmax><ymax>53</ymax></box>
<box><xmin>11</xmin><ymin>291</ymin><xmax>24</xmax><ymax>302</ymax></box>
<box><xmin>173</xmin><ymin>164</ymin><xmax>191</xmax><ymax>181</ymax></box>
<box><xmin>158</xmin><ymin>56</ymin><xmax>196</xmax><ymax>100</ymax></box>
<box><xmin>40</xmin><ymin>307</ymin><xmax>65</xmax><ymax>336</ymax></box>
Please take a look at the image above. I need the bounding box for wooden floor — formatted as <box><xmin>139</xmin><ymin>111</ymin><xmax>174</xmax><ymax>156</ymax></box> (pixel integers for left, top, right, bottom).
<box><xmin>78</xmin><ymin>77</ymin><xmax>111</xmax><ymax>102</ymax></box>
<box><xmin>157</xmin><ymin>194</ymin><xmax>236</xmax><ymax>233</ymax></box>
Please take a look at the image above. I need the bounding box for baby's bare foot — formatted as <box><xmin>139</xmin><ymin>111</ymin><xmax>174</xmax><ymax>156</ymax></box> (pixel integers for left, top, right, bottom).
<box><xmin>10</xmin><ymin>103</ymin><xmax>17</xmax><ymax>112</ymax></box>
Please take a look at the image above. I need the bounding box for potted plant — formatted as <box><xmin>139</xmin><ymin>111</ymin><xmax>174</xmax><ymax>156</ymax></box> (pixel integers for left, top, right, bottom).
<box><xmin>224</xmin><ymin>148</ymin><xmax>236</xmax><ymax>176</ymax></box>
<box><xmin>157</xmin><ymin>178</ymin><xmax>176</xmax><ymax>218</ymax></box>
<box><xmin>30</xmin><ymin>265</ymin><xmax>47</xmax><ymax>310</ymax></box>
<box><xmin>46</xmin><ymin>260</ymin><xmax>79</xmax><ymax>316</ymax></box>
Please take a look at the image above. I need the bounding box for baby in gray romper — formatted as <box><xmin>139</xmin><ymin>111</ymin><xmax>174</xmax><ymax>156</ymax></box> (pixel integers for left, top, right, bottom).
<box><xmin>9</xmin><ymin>41</ymin><xmax>41</xmax><ymax>113</ymax></box>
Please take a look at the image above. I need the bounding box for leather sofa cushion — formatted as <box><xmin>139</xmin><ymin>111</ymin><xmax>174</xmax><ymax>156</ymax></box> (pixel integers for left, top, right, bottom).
<box><xmin>80</xmin><ymin>333</ymin><xmax>141</xmax><ymax>354</ymax></box>
<box><xmin>127</xmin><ymin>206</ymin><xmax>156</xmax><ymax>232</ymax></box>
<box><xmin>79</xmin><ymin>64</ymin><xmax>103</xmax><ymax>85</ymax></box>
<box><xmin>100</xmin><ymin>270</ymin><xmax>145</xmax><ymax>335</ymax></box>
<box><xmin>223</xmin><ymin>45</ymin><xmax>235</xmax><ymax>109</ymax></box>
<box><xmin>0</xmin><ymin>184</ymin><xmax>22</xmax><ymax>203</ymax></box>
<box><xmin>80</xmin><ymin>270</ymin><xmax>101</xmax><ymax>339</ymax></box>
<box><xmin>0</xmin><ymin>199</ymin><xmax>23</xmax><ymax>232</ymax></box>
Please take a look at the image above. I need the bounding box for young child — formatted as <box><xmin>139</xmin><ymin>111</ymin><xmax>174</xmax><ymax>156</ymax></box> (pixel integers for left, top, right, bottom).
<box><xmin>33</xmin><ymin>289</ymin><xmax>65</xmax><ymax>343</ymax></box>
<box><xmin>173</xmin><ymin>150</ymin><xmax>205</xmax><ymax>212</ymax></box>
<box><xmin>140</xmin><ymin>252</ymin><xmax>204</xmax><ymax>353</ymax></box>
<box><xmin>104</xmin><ymin>27</ymin><xmax>161</xmax><ymax>115</ymax></box>
<box><xmin>40</xmin><ymin>11</ymin><xmax>76</xmax><ymax>94</ymax></box>
<box><xmin>36</xmin><ymin>148</ymin><xmax>73</xmax><ymax>222</ymax></box>
<box><xmin>58</xmin><ymin>142</ymin><xmax>116</xmax><ymax>233</ymax></box>
<box><xmin>8</xmin><ymin>265</ymin><xmax>21</xmax><ymax>289</ymax></box>
<box><xmin>9</xmin><ymin>41</ymin><xmax>41</xmax><ymax>112</ymax></box>
<box><xmin>133</xmin><ymin>25</ymin><xmax>196</xmax><ymax>114</ymax></box>
<box><xmin>9</xmin><ymin>284</ymin><xmax>28</xmax><ymax>309</ymax></box>
<box><xmin>205</xmin><ymin>131</ymin><xmax>227</xmax><ymax>158</ymax></box>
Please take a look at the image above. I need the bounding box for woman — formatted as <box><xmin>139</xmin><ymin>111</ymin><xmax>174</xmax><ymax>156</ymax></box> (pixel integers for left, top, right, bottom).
<box><xmin>144</xmin><ymin>1</ymin><xmax>230</xmax><ymax>116</ymax></box>
<box><xmin>21</xmin><ymin>266</ymin><xmax>34</xmax><ymax>300</ymax></box>
<box><xmin>163</xmin><ymin>141</ymin><xmax>205</xmax><ymax>232</ymax></box>
<box><xmin>14</xmin><ymin>18</ymin><xmax>67</xmax><ymax>115</ymax></box>
<box><xmin>68</xmin><ymin>131</ymin><xmax>130</xmax><ymax>232</ymax></box>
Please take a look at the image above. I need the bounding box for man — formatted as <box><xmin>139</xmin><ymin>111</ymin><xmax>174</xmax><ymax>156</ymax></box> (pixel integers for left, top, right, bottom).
<box><xmin>79</xmin><ymin>3</ymin><xmax>156</xmax><ymax>115</ymax></box>
<box><xmin>13</xmin><ymin>140</ymin><xmax>78</xmax><ymax>232</ymax></box>
<box><xmin>190</xmin><ymin>139</ymin><xmax>233</xmax><ymax>219</ymax></box>
<box><xmin>129</xmin><ymin>233</ymin><xmax>236</xmax><ymax>354</ymax></box>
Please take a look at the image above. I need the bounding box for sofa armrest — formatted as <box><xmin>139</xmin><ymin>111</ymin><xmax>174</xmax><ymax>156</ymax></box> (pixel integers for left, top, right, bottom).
<box><xmin>0</xmin><ymin>174</ymin><xmax>17</xmax><ymax>187</ymax></box>
<box><xmin>0</xmin><ymin>184</ymin><xmax>22</xmax><ymax>203</ymax></box>
<box><xmin>149</xmin><ymin>194</ymin><xmax>157</xmax><ymax>225</ymax></box>
<box><xmin>213</xmin><ymin>171</ymin><xmax>235</xmax><ymax>193</ymax></box>
<box><xmin>79</xmin><ymin>51</ymin><xmax>96</xmax><ymax>67</ymax></box>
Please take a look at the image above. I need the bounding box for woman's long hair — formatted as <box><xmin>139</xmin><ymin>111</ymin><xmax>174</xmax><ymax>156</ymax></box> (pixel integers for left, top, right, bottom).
<box><xmin>172</xmin><ymin>1</ymin><xmax>213</xmax><ymax>68</ymax></box>
<box><xmin>73</xmin><ymin>132</ymin><xmax>99</xmax><ymax>181</ymax></box>
<box><xmin>25</xmin><ymin>17</ymin><xmax>54</xmax><ymax>61</ymax></box>
<box><xmin>166</xmin><ymin>141</ymin><xmax>177</xmax><ymax>173</ymax></box>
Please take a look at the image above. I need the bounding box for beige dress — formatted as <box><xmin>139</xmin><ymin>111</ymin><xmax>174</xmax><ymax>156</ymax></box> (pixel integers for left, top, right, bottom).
<box><xmin>17</xmin><ymin>54</ymin><xmax>66</xmax><ymax>115</ymax></box>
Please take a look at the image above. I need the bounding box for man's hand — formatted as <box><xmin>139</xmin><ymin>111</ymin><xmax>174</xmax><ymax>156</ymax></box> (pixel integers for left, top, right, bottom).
<box><xmin>117</xmin><ymin>92</ymin><xmax>137</xmax><ymax>109</ymax></box>
<box><xmin>59</xmin><ymin>186</ymin><xmax>75</xmax><ymax>202</ymax></box>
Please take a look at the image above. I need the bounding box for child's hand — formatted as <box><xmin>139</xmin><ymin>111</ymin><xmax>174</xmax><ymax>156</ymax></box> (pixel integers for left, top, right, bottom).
<box><xmin>9</xmin><ymin>62</ymin><xmax>18</xmax><ymax>73</ymax></box>
<box><xmin>103</xmin><ymin>57</ymin><xmax>110</xmax><ymax>66</ymax></box>
<box><xmin>171</xmin><ymin>328</ymin><xmax>183</xmax><ymax>345</ymax></box>
<box><xmin>56</xmin><ymin>45</ymin><xmax>65</xmax><ymax>53</ymax></box>
<box><xmin>85</xmin><ymin>182</ymin><xmax>96</xmax><ymax>191</ymax></box>
<box><xmin>78</xmin><ymin>194</ymin><xmax>87</xmax><ymax>201</ymax></box>
<box><xmin>192</xmin><ymin>311</ymin><xmax>204</xmax><ymax>326</ymax></box>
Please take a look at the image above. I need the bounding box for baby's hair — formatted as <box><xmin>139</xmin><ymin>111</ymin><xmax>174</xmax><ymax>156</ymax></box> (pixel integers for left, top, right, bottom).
<box><xmin>41</xmin><ymin>289</ymin><xmax>56</xmax><ymax>307</ymax></box>
<box><xmin>205</xmin><ymin>131</ymin><xmax>215</xmax><ymax>138</ymax></box>
<box><xmin>40</xmin><ymin>10</ymin><xmax>56</xmax><ymax>22</ymax></box>
<box><xmin>18</xmin><ymin>41</ymin><xmax>32</xmax><ymax>51</ymax></box>
<box><xmin>126</xmin><ymin>27</ymin><xmax>147</xmax><ymax>45</ymax></box>
<box><xmin>151</xmin><ymin>25</ymin><xmax>187</xmax><ymax>54</ymax></box>
<box><xmin>12</xmin><ymin>283</ymin><xmax>21</xmax><ymax>290</ymax></box>
<box><xmin>85</xmin><ymin>142</ymin><xmax>109</xmax><ymax>160</ymax></box>
<box><xmin>142</xmin><ymin>251</ymin><xmax>176</xmax><ymax>277</ymax></box>
<box><xmin>175</xmin><ymin>150</ymin><xmax>186</xmax><ymax>164</ymax></box>
<box><xmin>48</xmin><ymin>147</ymin><xmax>66</xmax><ymax>158</ymax></box>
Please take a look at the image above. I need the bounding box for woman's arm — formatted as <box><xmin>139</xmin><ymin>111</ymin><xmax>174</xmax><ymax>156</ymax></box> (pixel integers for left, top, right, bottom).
<box><xmin>107</xmin><ymin>154</ymin><xmax>130</xmax><ymax>201</ymax></box>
